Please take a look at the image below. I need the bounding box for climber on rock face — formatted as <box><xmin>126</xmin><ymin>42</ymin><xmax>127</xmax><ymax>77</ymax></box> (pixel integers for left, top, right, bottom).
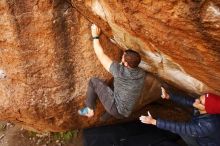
<box><xmin>139</xmin><ymin>87</ymin><xmax>220</xmax><ymax>146</ymax></box>
<box><xmin>78</xmin><ymin>24</ymin><xmax>146</xmax><ymax>121</ymax></box>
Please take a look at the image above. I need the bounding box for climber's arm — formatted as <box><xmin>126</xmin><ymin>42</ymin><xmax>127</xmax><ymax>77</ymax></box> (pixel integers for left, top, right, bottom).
<box><xmin>91</xmin><ymin>24</ymin><xmax>113</xmax><ymax>72</ymax></box>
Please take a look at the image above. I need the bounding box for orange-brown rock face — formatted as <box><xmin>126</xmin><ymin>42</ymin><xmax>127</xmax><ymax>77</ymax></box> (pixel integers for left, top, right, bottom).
<box><xmin>72</xmin><ymin>0</ymin><xmax>220</xmax><ymax>94</ymax></box>
<box><xmin>0</xmin><ymin>0</ymin><xmax>122</xmax><ymax>131</ymax></box>
<box><xmin>1</xmin><ymin>0</ymin><xmax>220</xmax><ymax>132</ymax></box>
<box><xmin>0</xmin><ymin>0</ymin><xmax>162</xmax><ymax>132</ymax></box>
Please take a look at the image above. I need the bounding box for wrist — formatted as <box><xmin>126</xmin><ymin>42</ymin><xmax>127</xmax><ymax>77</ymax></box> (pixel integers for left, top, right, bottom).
<box><xmin>152</xmin><ymin>119</ymin><xmax>156</xmax><ymax>125</ymax></box>
<box><xmin>92</xmin><ymin>36</ymin><xmax>99</xmax><ymax>40</ymax></box>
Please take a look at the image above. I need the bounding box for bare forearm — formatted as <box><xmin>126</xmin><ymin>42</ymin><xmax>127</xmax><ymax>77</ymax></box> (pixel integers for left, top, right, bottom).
<box><xmin>92</xmin><ymin>39</ymin><xmax>112</xmax><ymax>71</ymax></box>
<box><xmin>93</xmin><ymin>39</ymin><xmax>104</xmax><ymax>58</ymax></box>
<box><xmin>91</xmin><ymin>24</ymin><xmax>113</xmax><ymax>71</ymax></box>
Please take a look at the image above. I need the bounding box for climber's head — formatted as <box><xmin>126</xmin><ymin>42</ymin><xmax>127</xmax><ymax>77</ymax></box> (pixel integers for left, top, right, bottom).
<box><xmin>122</xmin><ymin>49</ymin><xmax>141</xmax><ymax>68</ymax></box>
<box><xmin>193</xmin><ymin>93</ymin><xmax>220</xmax><ymax>114</ymax></box>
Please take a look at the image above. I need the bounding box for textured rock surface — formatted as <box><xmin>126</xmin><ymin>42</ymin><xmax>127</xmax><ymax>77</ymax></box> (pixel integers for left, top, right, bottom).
<box><xmin>0</xmin><ymin>0</ymin><xmax>220</xmax><ymax>132</ymax></box>
<box><xmin>72</xmin><ymin>0</ymin><xmax>220</xmax><ymax>94</ymax></box>
<box><xmin>0</xmin><ymin>0</ymin><xmax>162</xmax><ymax>131</ymax></box>
<box><xmin>0</xmin><ymin>0</ymin><xmax>121</xmax><ymax>131</ymax></box>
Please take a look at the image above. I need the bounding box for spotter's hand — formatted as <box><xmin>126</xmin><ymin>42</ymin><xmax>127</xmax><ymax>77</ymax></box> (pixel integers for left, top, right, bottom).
<box><xmin>139</xmin><ymin>111</ymin><xmax>156</xmax><ymax>125</ymax></box>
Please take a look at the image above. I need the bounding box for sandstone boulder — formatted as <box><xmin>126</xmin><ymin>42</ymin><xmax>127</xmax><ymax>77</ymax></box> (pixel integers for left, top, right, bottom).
<box><xmin>0</xmin><ymin>0</ymin><xmax>161</xmax><ymax>132</ymax></box>
<box><xmin>1</xmin><ymin>0</ymin><xmax>220</xmax><ymax>132</ymax></box>
<box><xmin>72</xmin><ymin>0</ymin><xmax>220</xmax><ymax>95</ymax></box>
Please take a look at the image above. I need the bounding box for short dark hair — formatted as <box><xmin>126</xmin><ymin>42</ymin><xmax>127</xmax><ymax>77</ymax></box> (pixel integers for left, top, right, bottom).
<box><xmin>124</xmin><ymin>49</ymin><xmax>141</xmax><ymax>68</ymax></box>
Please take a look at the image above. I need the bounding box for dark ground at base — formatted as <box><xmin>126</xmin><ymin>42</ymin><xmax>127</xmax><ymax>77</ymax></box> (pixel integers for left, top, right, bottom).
<box><xmin>0</xmin><ymin>120</ymin><xmax>186</xmax><ymax>146</ymax></box>
<box><xmin>0</xmin><ymin>121</ymin><xmax>83</xmax><ymax>146</ymax></box>
<box><xmin>83</xmin><ymin>120</ymin><xmax>187</xmax><ymax>146</ymax></box>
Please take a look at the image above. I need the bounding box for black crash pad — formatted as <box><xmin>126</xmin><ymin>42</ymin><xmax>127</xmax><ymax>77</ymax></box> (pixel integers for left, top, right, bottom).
<box><xmin>83</xmin><ymin>120</ymin><xmax>183</xmax><ymax>146</ymax></box>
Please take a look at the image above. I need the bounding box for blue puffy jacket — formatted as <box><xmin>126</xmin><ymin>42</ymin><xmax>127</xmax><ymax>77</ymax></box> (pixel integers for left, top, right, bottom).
<box><xmin>156</xmin><ymin>90</ymin><xmax>220</xmax><ymax>146</ymax></box>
